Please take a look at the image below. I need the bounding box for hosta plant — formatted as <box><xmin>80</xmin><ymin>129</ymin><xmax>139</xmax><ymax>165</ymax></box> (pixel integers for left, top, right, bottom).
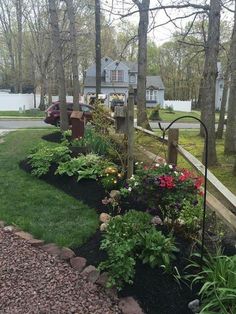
<box><xmin>28</xmin><ymin>144</ymin><xmax>71</xmax><ymax>177</ymax></box>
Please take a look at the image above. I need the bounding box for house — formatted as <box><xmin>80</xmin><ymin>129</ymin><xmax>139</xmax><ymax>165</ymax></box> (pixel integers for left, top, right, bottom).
<box><xmin>83</xmin><ymin>57</ymin><xmax>165</xmax><ymax>107</ymax></box>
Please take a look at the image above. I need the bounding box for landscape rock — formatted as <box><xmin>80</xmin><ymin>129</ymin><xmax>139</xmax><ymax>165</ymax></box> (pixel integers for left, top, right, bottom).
<box><xmin>59</xmin><ymin>247</ymin><xmax>75</xmax><ymax>260</ymax></box>
<box><xmin>70</xmin><ymin>256</ymin><xmax>87</xmax><ymax>272</ymax></box>
<box><xmin>100</xmin><ymin>222</ymin><xmax>108</xmax><ymax>232</ymax></box>
<box><xmin>97</xmin><ymin>272</ymin><xmax>109</xmax><ymax>287</ymax></box>
<box><xmin>151</xmin><ymin>216</ymin><xmax>163</xmax><ymax>226</ymax></box>
<box><xmin>0</xmin><ymin>221</ymin><xmax>5</xmax><ymax>228</ymax></box>
<box><xmin>42</xmin><ymin>243</ymin><xmax>61</xmax><ymax>256</ymax></box>
<box><xmin>119</xmin><ymin>297</ymin><xmax>144</xmax><ymax>314</ymax></box>
<box><xmin>222</xmin><ymin>233</ymin><xmax>236</xmax><ymax>256</ymax></box>
<box><xmin>28</xmin><ymin>238</ymin><xmax>44</xmax><ymax>247</ymax></box>
<box><xmin>109</xmin><ymin>190</ymin><xmax>120</xmax><ymax>199</ymax></box>
<box><xmin>4</xmin><ymin>226</ymin><xmax>17</xmax><ymax>232</ymax></box>
<box><xmin>99</xmin><ymin>213</ymin><xmax>111</xmax><ymax>223</ymax></box>
<box><xmin>15</xmin><ymin>231</ymin><xmax>34</xmax><ymax>241</ymax></box>
<box><xmin>81</xmin><ymin>265</ymin><xmax>100</xmax><ymax>283</ymax></box>
<box><xmin>188</xmin><ymin>299</ymin><xmax>200</xmax><ymax>313</ymax></box>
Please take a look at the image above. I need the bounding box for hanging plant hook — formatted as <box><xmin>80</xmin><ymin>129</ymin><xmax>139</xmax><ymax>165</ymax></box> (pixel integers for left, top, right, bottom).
<box><xmin>158</xmin><ymin>115</ymin><xmax>208</xmax><ymax>266</ymax></box>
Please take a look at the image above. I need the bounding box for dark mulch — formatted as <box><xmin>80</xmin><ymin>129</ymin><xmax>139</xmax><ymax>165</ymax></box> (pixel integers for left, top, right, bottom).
<box><xmin>19</xmin><ymin>159</ymin><xmax>107</xmax><ymax>212</ymax></box>
<box><xmin>42</xmin><ymin>131</ymin><xmax>62</xmax><ymax>143</ymax></box>
<box><xmin>19</xmin><ymin>149</ymin><xmax>197</xmax><ymax>314</ymax></box>
<box><xmin>75</xmin><ymin>230</ymin><xmax>196</xmax><ymax>314</ymax></box>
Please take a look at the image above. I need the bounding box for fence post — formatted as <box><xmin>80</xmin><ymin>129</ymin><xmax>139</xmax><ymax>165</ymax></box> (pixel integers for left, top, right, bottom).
<box><xmin>126</xmin><ymin>86</ymin><xmax>134</xmax><ymax>178</ymax></box>
<box><xmin>167</xmin><ymin>128</ymin><xmax>179</xmax><ymax>165</ymax></box>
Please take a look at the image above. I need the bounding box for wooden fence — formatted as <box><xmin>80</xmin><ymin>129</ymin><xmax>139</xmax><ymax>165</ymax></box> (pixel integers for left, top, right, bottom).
<box><xmin>134</xmin><ymin>126</ymin><xmax>236</xmax><ymax>232</ymax></box>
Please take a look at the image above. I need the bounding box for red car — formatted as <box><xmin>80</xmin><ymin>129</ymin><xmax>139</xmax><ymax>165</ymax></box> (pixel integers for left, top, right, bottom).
<box><xmin>44</xmin><ymin>101</ymin><xmax>93</xmax><ymax>127</ymax></box>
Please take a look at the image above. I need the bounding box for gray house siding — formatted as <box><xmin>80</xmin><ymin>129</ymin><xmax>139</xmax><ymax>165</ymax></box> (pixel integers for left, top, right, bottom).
<box><xmin>84</xmin><ymin>57</ymin><xmax>165</xmax><ymax>107</ymax></box>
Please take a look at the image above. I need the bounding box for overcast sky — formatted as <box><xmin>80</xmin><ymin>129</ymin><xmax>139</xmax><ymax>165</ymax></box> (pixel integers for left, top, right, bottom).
<box><xmin>101</xmin><ymin>0</ymin><xmax>234</xmax><ymax>46</ymax></box>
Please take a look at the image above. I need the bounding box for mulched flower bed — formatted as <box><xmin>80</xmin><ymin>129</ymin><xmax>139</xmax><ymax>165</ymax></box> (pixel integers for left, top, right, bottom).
<box><xmin>19</xmin><ymin>133</ymin><xmax>200</xmax><ymax>314</ymax></box>
<box><xmin>42</xmin><ymin>131</ymin><xmax>63</xmax><ymax>143</ymax></box>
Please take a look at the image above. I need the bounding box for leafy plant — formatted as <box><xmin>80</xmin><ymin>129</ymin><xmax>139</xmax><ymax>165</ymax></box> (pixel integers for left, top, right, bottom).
<box><xmin>188</xmin><ymin>252</ymin><xmax>236</xmax><ymax>314</ymax></box>
<box><xmin>149</xmin><ymin>104</ymin><xmax>162</xmax><ymax>121</ymax></box>
<box><xmin>139</xmin><ymin>229</ymin><xmax>178</xmax><ymax>269</ymax></box>
<box><xmin>178</xmin><ymin>198</ymin><xmax>202</xmax><ymax>232</ymax></box>
<box><xmin>28</xmin><ymin>144</ymin><xmax>71</xmax><ymax>177</ymax></box>
<box><xmin>56</xmin><ymin>153</ymin><xmax>119</xmax><ymax>183</ymax></box>
<box><xmin>119</xmin><ymin>163</ymin><xmax>203</xmax><ymax>227</ymax></box>
<box><xmin>99</xmin><ymin>210</ymin><xmax>177</xmax><ymax>289</ymax></box>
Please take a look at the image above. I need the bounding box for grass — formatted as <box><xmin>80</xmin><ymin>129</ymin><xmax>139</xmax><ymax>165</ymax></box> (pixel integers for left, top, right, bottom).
<box><xmin>144</xmin><ymin>109</ymin><xmax>220</xmax><ymax>123</ymax></box>
<box><xmin>0</xmin><ymin>109</ymin><xmax>44</xmax><ymax>118</ymax></box>
<box><xmin>0</xmin><ymin>130</ymin><xmax>98</xmax><ymax>247</ymax></box>
<box><xmin>135</xmin><ymin>130</ymin><xmax>236</xmax><ymax>196</ymax></box>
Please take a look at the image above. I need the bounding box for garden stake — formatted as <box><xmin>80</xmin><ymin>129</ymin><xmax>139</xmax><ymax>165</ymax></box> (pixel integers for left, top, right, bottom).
<box><xmin>158</xmin><ymin>116</ymin><xmax>208</xmax><ymax>267</ymax></box>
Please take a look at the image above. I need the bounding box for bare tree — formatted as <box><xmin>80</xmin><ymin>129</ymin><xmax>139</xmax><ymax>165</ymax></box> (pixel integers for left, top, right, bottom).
<box><xmin>95</xmin><ymin>0</ymin><xmax>101</xmax><ymax>98</ymax></box>
<box><xmin>199</xmin><ymin>0</ymin><xmax>221</xmax><ymax>166</ymax></box>
<box><xmin>48</xmin><ymin>0</ymin><xmax>68</xmax><ymax>131</ymax></box>
<box><xmin>133</xmin><ymin>0</ymin><xmax>151</xmax><ymax>130</ymax></box>
<box><xmin>0</xmin><ymin>0</ymin><xmax>16</xmax><ymax>91</ymax></box>
<box><xmin>15</xmin><ymin>0</ymin><xmax>23</xmax><ymax>93</ymax></box>
<box><xmin>224</xmin><ymin>0</ymin><xmax>236</xmax><ymax>154</ymax></box>
<box><xmin>216</xmin><ymin>63</ymin><xmax>229</xmax><ymax>139</ymax></box>
<box><xmin>64</xmin><ymin>0</ymin><xmax>80</xmax><ymax>110</ymax></box>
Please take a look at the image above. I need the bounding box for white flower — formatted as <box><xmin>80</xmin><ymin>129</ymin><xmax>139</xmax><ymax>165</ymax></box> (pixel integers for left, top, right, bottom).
<box><xmin>164</xmin><ymin>162</ymin><xmax>167</xmax><ymax>166</ymax></box>
<box><xmin>174</xmin><ymin>171</ymin><xmax>178</xmax><ymax>175</ymax></box>
<box><xmin>155</xmin><ymin>163</ymin><xmax>160</xmax><ymax>167</ymax></box>
<box><xmin>135</xmin><ymin>162</ymin><xmax>139</xmax><ymax>165</ymax></box>
<box><xmin>128</xmin><ymin>187</ymin><xmax>132</xmax><ymax>192</ymax></box>
<box><xmin>169</xmin><ymin>165</ymin><xmax>173</xmax><ymax>169</ymax></box>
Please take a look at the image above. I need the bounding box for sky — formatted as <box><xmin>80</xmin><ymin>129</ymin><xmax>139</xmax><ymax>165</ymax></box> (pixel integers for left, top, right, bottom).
<box><xmin>101</xmin><ymin>0</ymin><xmax>234</xmax><ymax>46</ymax></box>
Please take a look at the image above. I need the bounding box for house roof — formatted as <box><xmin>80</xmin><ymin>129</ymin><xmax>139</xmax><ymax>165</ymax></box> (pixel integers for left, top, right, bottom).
<box><xmin>84</xmin><ymin>76</ymin><xmax>129</xmax><ymax>88</ymax></box>
<box><xmin>122</xmin><ymin>61</ymin><xmax>138</xmax><ymax>72</ymax></box>
<box><xmin>146</xmin><ymin>76</ymin><xmax>165</xmax><ymax>90</ymax></box>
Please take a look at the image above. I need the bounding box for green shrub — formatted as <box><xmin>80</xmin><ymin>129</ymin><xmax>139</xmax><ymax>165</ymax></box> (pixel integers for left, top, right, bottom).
<box><xmin>28</xmin><ymin>145</ymin><xmax>71</xmax><ymax>177</ymax></box>
<box><xmin>149</xmin><ymin>105</ymin><xmax>162</xmax><ymax>121</ymax></box>
<box><xmin>56</xmin><ymin>153</ymin><xmax>119</xmax><ymax>183</ymax></box>
<box><xmin>165</xmin><ymin>105</ymin><xmax>175</xmax><ymax>113</ymax></box>
<box><xmin>99</xmin><ymin>210</ymin><xmax>178</xmax><ymax>289</ymax></box>
<box><xmin>189</xmin><ymin>253</ymin><xmax>236</xmax><ymax>314</ymax></box>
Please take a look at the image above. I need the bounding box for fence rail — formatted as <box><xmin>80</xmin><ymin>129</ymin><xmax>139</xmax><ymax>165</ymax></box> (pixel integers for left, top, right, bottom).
<box><xmin>134</xmin><ymin>125</ymin><xmax>236</xmax><ymax>232</ymax></box>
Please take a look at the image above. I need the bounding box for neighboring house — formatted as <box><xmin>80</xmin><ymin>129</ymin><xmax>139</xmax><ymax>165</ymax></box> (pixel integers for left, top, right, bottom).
<box><xmin>83</xmin><ymin>57</ymin><xmax>165</xmax><ymax>107</ymax></box>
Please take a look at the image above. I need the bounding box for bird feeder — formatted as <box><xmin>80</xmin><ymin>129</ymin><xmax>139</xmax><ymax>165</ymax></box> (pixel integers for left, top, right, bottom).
<box><xmin>70</xmin><ymin>111</ymin><xmax>84</xmax><ymax>139</ymax></box>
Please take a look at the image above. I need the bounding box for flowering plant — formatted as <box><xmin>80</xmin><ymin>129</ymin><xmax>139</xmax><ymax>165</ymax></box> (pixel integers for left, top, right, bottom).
<box><xmin>119</xmin><ymin>162</ymin><xmax>204</xmax><ymax>227</ymax></box>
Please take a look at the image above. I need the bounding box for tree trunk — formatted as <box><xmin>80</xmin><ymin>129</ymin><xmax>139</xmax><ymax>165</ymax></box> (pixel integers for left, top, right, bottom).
<box><xmin>216</xmin><ymin>65</ymin><xmax>229</xmax><ymax>139</ymax></box>
<box><xmin>134</xmin><ymin>0</ymin><xmax>151</xmax><ymax>130</ymax></box>
<box><xmin>64</xmin><ymin>0</ymin><xmax>80</xmax><ymax>111</ymax></box>
<box><xmin>95</xmin><ymin>0</ymin><xmax>101</xmax><ymax>99</ymax></box>
<box><xmin>39</xmin><ymin>76</ymin><xmax>46</xmax><ymax>111</ymax></box>
<box><xmin>15</xmin><ymin>0</ymin><xmax>23</xmax><ymax>93</ymax></box>
<box><xmin>48</xmin><ymin>0</ymin><xmax>68</xmax><ymax>131</ymax></box>
<box><xmin>199</xmin><ymin>0</ymin><xmax>221</xmax><ymax>166</ymax></box>
<box><xmin>225</xmin><ymin>1</ymin><xmax>236</xmax><ymax>154</ymax></box>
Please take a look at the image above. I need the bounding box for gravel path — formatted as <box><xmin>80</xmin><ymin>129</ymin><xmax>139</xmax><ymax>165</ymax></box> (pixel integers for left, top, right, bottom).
<box><xmin>0</xmin><ymin>229</ymin><xmax>120</xmax><ymax>314</ymax></box>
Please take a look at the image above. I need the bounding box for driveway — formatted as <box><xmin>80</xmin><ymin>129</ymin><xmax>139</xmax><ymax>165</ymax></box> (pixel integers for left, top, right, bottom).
<box><xmin>0</xmin><ymin>119</ymin><xmax>53</xmax><ymax>129</ymax></box>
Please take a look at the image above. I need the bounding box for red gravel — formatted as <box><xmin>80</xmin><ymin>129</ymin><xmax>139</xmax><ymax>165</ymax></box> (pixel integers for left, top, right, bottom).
<box><xmin>0</xmin><ymin>229</ymin><xmax>120</xmax><ymax>314</ymax></box>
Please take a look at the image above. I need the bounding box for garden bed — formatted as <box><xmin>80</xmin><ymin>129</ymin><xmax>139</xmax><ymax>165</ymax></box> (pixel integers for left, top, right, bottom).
<box><xmin>20</xmin><ymin>158</ymin><xmax>197</xmax><ymax>314</ymax></box>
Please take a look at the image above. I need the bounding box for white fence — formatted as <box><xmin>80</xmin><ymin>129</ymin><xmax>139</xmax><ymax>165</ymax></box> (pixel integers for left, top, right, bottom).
<box><xmin>164</xmin><ymin>100</ymin><xmax>192</xmax><ymax>112</ymax></box>
<box><xmin>0</xmin><ymin>94</ymin><xmax>75</xmax><ymax>111</ymax></box>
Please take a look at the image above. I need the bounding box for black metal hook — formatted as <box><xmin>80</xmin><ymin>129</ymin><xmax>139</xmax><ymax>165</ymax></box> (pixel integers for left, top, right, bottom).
<box><xmin>158</xmin><ymin>115</ymin><xmax>208</xmax><ymax>266</ymax></box>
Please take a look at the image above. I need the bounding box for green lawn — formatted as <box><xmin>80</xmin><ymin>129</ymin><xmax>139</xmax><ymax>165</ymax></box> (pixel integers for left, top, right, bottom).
<box><xmin>145</xmin><ymin>109</ymin><xmax>220</xmax><ymax>123</ymax></box>
<box><xmin>0</xmin><ymin>110</ymin><xmax>44</xmax><ymax>118</ymax></box>
<box><xmin>136</xmin><ymin>130</ymin><xmax>236</xmax><ymax>196</ymax></box>
<box><xmin>0</xmin><ymin>130</ymin><xmax>98</xmax><ymax>247</ymax></box>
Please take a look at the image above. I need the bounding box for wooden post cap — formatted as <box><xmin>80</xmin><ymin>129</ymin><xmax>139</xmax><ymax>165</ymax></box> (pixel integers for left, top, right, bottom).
<box><xmin>71</xmin><ymin>111</ymin><xmax>84</xmax><ymax>119</ymax></box>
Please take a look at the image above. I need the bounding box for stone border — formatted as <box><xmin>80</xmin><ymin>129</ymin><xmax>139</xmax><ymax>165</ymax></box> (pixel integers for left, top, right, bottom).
<box><xmin>0</xmin><ymin>221</ymin><xmax>144</xmax><ymax>314</ymax></box>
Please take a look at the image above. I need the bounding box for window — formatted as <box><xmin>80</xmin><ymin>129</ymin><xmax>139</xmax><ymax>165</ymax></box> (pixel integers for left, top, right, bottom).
<box><xmin>111</xmin><ymin>70</ymin><xmax>124</xmax><ymax>82</ymax></box>
<box><xmin>130</xmin><ymin>74</ymin><xmax>136</xmax><ymax>84</ymax></box>
<box><xmin>146</xmin><ymin>89</ymin><xmax>158</xmax><ymax>101</ymax></box>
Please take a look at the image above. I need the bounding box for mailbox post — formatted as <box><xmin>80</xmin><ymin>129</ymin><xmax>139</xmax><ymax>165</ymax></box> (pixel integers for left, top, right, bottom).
<box><xmin>70</xmin><ymin>111</ymin><xmax>84</xmax><ymax>139</ymax></box>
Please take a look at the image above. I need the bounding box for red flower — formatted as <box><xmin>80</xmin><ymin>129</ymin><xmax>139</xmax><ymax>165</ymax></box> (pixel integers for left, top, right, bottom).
<box><xmin>179</xmin><ymin>169</ymin><xmax>192</xmax><ymax>182</ymax></box>
<box><xmin>159</xmin><ymin>175</ymin><xmax>175</xmax><ymax>189</ymax></box>
<box><xmin>194</xmin><ymin>177</ymin><xmax>204</xmax><ymax>190</ymax></box>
